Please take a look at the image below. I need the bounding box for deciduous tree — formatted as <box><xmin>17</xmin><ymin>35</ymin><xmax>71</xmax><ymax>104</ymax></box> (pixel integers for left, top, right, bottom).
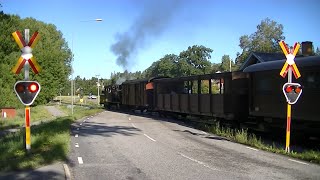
<box><xmin>235</xmin><ymin>18</ymin><xmax>285</xmax><ymax>66</ymax></box>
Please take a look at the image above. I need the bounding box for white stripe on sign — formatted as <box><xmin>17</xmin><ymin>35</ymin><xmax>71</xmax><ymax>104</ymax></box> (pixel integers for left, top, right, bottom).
<box><xmin>75</xmin><ymin>143</ymin><xmax>79</xmax><ymax>148</ymax></box>
<box><xmin>246</xmin><ymin>147</ymin><xmax>259</xmax><ymax>151</ymax></box>
<box><xmin>131</xmin><ymin>123</ymin><xmax>136</xmax><ymax>128</ymax></box>
<box><xmin>75</xmin><ymin>134</ymin><xmax>78</xmax><ymax>137</ymax></box>
<box><xmin>144</xmin><ymin>134</ymin><xmax>156</xmax><ymax>142</ymax></box>
<box><xmin>78</xmin><ymin>157</ymin><xmax>83</xmax><ymax>164</ymax></box>
<box><xmin>288</xmin><ymin>159</ymin><xmax>309</xmax><ymax>165</ymax></box>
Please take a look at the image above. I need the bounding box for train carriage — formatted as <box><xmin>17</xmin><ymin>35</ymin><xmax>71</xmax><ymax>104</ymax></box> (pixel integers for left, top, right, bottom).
<box><xmin>152</xmin><ymin>71</ymin><xmax>249</xmax><ymax>122</ymax></box>
<box><xmin>121</xmin><ymin>79</ymin><xmax>149</xmax><ymax>110</ymax></box>
<box><xmin>244</xmin><ymin>55</ymin><xmax>320</xmax><ymax>136</ymax></box>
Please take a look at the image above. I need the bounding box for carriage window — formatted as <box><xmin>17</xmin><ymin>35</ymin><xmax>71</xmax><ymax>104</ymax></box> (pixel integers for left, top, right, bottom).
<box><xmin>220</xmin><ymin>79</ymin><xmax>224</xmax><ymax>94</ymax></box>
<box><xmin>183</xmin><ymin>81</ymin><xmax>190</xmax><ymax>94</ymax></box>
<box><xmin>201</xmin><ymin>80</ymin><xmax>209</xmax><ymax>94</ymax></box>
<box><xmin>211</xmin><ymin>79</ymin><xmax>222</xmax><ymax>94</ymax></box>
<box><xmin>191</xmin><ymin>80</ymin><xmax>198</xmax><ymax>94</ymax></box>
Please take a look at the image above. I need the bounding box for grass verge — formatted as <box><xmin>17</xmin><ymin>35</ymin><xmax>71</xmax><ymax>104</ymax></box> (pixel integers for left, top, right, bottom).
<box><xmin>0</xmin><ymin>105</ymin><xmax>104</xmax><ymax>172</ymax></box>
<box><xmin>0</xmin><ymin>116</ymin><xmax>72</xmax><ymax>172</ymax></box>
<box><xmin>54</xmin><ymin>95</ymin><xmax>100</xmax><ymax>106</ymax></box>
<box><xmin>58</xmin><ymin>104</ymin><xmax>104</xmax><ymax>120</ymax></box>
<box><xmin>0</xmin><ymin>105</ymin><xmax>54</xmax><ymax>131</ymax></box>
<box><xmin>197</xmin><ymin>122</ymin><xmax>320</xmax><ymax>164</ymax></box>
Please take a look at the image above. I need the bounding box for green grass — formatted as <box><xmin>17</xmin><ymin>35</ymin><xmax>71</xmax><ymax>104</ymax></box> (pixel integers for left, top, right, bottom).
<box><xmin>54</xmin><ymin>95</ymin><xmax>100</xmax><ymax>106</ymax></box>
<box><xmin>0</xmin><ymin>105</ymin><xmax>105</xmax><ymax>172</ymax></box>
<box><xmin>0</xmin><ymin>105</ymin><xmax>54</xmax><ymax>131</ymax></box>
<box><xmin>58</xmin><ymin>105</ymin><xmax>104</xmax><ymax>120</ymax></box>
<box><xmin>0</xmin><ymin>116</ymin><xmax>72</xmax><ymax>171</ymax></box>
<box><xmin>198</xmin><ymin>122</ymin><xmax>320</xmax><ymax>164</ymax></box>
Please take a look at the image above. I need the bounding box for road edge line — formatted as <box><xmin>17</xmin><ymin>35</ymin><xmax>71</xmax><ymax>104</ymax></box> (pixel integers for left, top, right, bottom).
<box><xmin>63</xmin><ymin>163</ymin><xmax>71</xmax><ymax>180</ymax></box>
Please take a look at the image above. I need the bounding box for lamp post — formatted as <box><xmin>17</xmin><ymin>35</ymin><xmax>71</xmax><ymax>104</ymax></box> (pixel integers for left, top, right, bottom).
<box><xmin>96</xmin><ymin>74</ymin><xmax>100</xmax><ymax>105</ymax></box>
<box><xmin>71</xmin><ymin>18</ymin><xmax>103</xmax><ymax>115</ymax></box>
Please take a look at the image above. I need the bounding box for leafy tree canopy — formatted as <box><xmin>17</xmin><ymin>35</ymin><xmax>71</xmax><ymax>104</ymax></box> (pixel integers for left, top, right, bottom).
<box><xmin>235</xmin><ymin>18</ymin><xmax>285</xmax><ymax>66</ymax></box>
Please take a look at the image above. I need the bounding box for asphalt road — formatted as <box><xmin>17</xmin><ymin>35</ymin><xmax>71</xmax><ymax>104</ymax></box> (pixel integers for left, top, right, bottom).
<box><xmin>68</xmin><ymin>111</ymin><xmax>320</xmax><ymax>180</ymax></box>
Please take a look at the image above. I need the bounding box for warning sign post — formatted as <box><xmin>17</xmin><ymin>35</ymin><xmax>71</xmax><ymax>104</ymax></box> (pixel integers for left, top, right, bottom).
<box><xmin>12</xmin><ymin>29</ymin><xmax>41</xmax><ymax>152</ymax></box>
<box><xmin>279</xmin><ymin>40</ymin><xmax>302</xmax><ymax>153</ymax></box>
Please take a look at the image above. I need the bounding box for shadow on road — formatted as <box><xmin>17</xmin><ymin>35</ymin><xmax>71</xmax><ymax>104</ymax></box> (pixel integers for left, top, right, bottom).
<box><xmin>0</xmin><ymin>168</ymin><xmax>64</xmax><ymax>180</ymax></box>
<box><xmin>71</xmin><ymin>122</ymin><xmax>141</xmax><ymax>138</ymax></box>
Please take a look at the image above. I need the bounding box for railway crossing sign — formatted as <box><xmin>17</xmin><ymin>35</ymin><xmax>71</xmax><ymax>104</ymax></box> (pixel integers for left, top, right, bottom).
<box><xmin>282</xmin><ymin>83</ymin><xmax>302</xmax><ymax>105</ymax></box>
<box><xmin>279</xmin><ymin>40</ymin><xmax>303</xmax><ymax>153</ymax></box>
<box><xmin>279</xmin><ymin>40</ymin><xmax>301</xmax><ymax>79</ymax></box>
<box><xmin>11</xmin><ymin>29</ymin><xmax>41</xmax><ymax>152</ymax></box>
<box><xmin>12</xmin><ymin>31</ymin><xmax>41</xmax><ymax>74</ymax></box>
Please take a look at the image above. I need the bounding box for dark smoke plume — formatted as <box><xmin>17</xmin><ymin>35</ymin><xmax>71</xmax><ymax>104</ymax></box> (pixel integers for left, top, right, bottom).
<box><xmin>110</xmin><ymin>0</ymin><xmax>182</xmax><ymax>69</ymax></box>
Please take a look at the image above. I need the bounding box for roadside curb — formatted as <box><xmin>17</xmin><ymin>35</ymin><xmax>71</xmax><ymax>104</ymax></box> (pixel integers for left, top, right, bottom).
<box><xmin>63</xmin><ymin>163</ymin><xmax>71</xmax><ymax>180</ymax></box>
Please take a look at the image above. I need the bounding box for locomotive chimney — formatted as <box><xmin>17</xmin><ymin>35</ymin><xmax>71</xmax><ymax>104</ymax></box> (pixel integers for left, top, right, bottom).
<box><xmin>301</xmin><ymin>41</ymin><xmax>314</xmax><ymax>56</ymax></box>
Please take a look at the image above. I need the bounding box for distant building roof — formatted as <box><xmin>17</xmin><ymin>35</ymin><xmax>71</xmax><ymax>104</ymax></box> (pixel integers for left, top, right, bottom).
<box><xmin>239</xmin><ymin>52</ymin><xmax>286</xmax><ymax>70</ymax></box>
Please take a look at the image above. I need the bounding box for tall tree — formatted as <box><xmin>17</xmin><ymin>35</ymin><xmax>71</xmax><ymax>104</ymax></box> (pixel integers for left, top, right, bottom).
<box><xmin>315</xmin><ymin>47</ymin><xmax>320</xmax><ymax>56</ymax></box>
<box><xmin>235</xmin><ymin>18</ymin><xmax>285</xmax><ymax>66</ymax></box>
<box><xmin>179</xmin><ymin>45</ymin><xmax>213</xmax><ymax>75</ymax></box>
<box><xmin>144</xmin><ymin>54</ymin><xmax>178</xmax><ymax>78</ymax></box>
<box><xmin>219</xmin><ymin>55</ymin><xmax>236</xmax><ymax>72</ymax></box>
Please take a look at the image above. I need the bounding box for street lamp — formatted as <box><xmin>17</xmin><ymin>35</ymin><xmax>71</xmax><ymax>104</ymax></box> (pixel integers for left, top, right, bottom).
<box><xmin>96</xmin><ymin>74</ymin><xmax>100</xmax><ymax>105</ymax></box>
<box><xmin>71</xmin><ymin>18</ymin><xmax>103</xmax><ymax>115</ymax></box>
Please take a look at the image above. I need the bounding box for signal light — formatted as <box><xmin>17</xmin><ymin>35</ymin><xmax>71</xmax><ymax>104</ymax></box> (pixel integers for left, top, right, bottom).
<box><xmin>295</xmin><ymin>86</ymin><xmax>301</xmax><ymax>93</ymax></box>
<box><xmin>29</xmin><ymin>83</ymin><xmax>39</xmax><ymax>93</ymax></box>
<box><xmin>16</xmin><ymin>83</ymin><xmax>25</xmax><ymax>93</ymax></box>
<box><xmin>14</xmin><ymin>81</ymin><xmax>41</xmax><ymax>106</ymax></box>
<box><xmin>285</xmin><ymin>86</ymin><xmax>293</xmax><ymax>93</ymax></box>
<box><xmin>282</xmin><ymin>83</ymin><xmax>302</xmax><ymax>105</ymax></box>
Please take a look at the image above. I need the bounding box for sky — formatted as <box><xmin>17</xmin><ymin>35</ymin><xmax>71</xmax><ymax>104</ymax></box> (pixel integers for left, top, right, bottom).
<box><xmin>1</xmin><ymin>0</ymin><xmax>319</xmax><ymax>79</ymax></box>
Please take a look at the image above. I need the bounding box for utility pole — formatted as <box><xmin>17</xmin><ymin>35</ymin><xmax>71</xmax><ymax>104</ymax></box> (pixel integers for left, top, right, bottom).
<box><xmin>96</xmin><ymin>74</ymin><xmax>100</xmax><ymax>105</ymax></box>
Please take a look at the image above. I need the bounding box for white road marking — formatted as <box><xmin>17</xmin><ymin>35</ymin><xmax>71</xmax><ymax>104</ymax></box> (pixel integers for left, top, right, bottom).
<box><xmin>179</xmin><ymin>153</ymin><xmax>221</xmax><ymax>171</ymax></box>
<box><xmin>128</xmin><ymin>117</ymin><xmax>131</xmax><ymax>121</ymax></box>
<box><xmin>63</xmin><ymin>164</ymin><xmax>71</xmax><ymax>180</ymax></box>
<box><xmin>75</xmin><ymin>134</ymin><xmax>78</xmax><ymax>137</ymax></box>
<box><xmin>246</xmin><ymin>147</ymin><xmax>259</xmax><ymax>151</ymax></box>
<box><xmin>143</xmin><ymin>134</ymin><xmax>156</xmax><ymax>142</ymax></box>
<box><xmin>288</xmin><ymin>159</ymin><xmax>309</xmax><ymax>165</ymax></box>
<box><xmin>78</xmin><ymin>157</ymin><xmax>83</xmax><ymax>164</ymax></box>
<box><xmin>75</xmin><ymin>143</ymin><xmax>79</xmax><ymax>148</ymax></box>
<box><xmin>131</xmin><ymin>123</ymin><xmax>137</xmax><ymax>128</ymax></box>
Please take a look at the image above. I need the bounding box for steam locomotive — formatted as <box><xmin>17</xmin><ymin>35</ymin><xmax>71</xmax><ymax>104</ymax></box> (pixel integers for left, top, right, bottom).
<box><xmin>101</xmin><ymin>54</ymin><xmax>320</xmax><ymax>138</ymax></box>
